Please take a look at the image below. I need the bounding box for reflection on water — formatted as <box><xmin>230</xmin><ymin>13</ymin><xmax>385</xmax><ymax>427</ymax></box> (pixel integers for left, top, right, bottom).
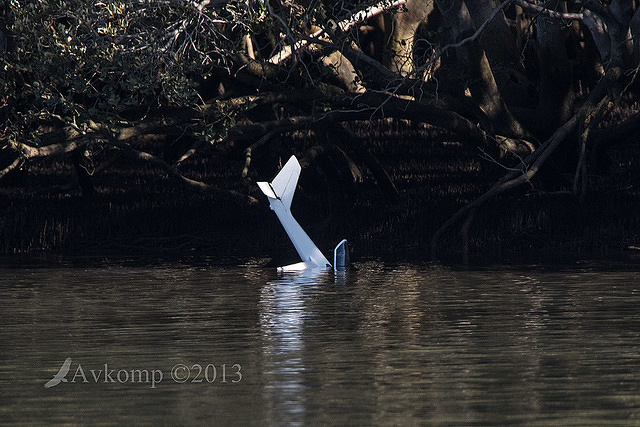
<box><xmin>258</xmin><ymin>270</ymin><xmax>350</xmax><ymax>424</ymax></box>
<box><xmin>1</xmin><ymin>261</ymin><xmax>640</xmax><ymax>424</ymax></box>
<box><xmin>260</xmin><ymin>271</ymin><xmax>318</xmax><ymax>422</ymax></box>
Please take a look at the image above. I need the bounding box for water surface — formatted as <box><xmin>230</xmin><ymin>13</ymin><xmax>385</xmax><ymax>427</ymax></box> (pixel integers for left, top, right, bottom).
<box><xmin>1</xmin><ymin>261</ymin><xmax>640</xmax><ymax>424</ymax></box>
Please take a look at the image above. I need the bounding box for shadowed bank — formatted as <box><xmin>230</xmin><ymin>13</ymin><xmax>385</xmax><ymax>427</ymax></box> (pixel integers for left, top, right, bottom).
<box><xmin>2</xmin><ymin>1</ymin><xmax>640</xmax><ymax>262</ymax></box>
<box><xmin>1</xmin><ymin>118</ymin><xmax>639</xmax><ymax>263</ymax></box>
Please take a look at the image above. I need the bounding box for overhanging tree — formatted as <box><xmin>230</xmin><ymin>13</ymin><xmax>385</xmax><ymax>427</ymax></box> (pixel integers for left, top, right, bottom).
<box><xmin>1</xmin><ymin>0</ymin><xmax>639</xmax><ymax>255</ymax></box>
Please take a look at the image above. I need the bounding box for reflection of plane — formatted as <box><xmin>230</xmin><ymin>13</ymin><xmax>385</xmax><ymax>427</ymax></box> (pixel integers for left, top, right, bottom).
<box><xmin>259</xmin><ymin>270</ymin><xmax>325</xmax><ymax>423</ymax></box>
<box><xmin>44</xmin><ymin>357</ymin><xmax>72</xmax><ymax>389</ymax></box>
<box><xmin>258</xmin><ymin>156</ymin><xmax>349</xmax><ymax>272</ymax></box>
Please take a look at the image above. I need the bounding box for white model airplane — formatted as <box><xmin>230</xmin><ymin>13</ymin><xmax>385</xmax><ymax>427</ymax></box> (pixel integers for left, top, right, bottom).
<box><xmin>257</xmin><ymin>155</ymin><xmax>349</xmax><ymax>272</ymax></box>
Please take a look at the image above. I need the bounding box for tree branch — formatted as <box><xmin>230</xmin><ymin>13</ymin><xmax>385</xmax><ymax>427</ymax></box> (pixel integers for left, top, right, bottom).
<box><xmin>514</xmin><ymin>0</ymin><xmax>583</xmax><ymax>21</ymax></box>
<box><xmin>0</xmin><ymin>155</ymin><xmax>22</xmax><ymax>179</ymax></box>
<box><xmin>573</xmin><ymin>97</ymin><xmax>611</xmax><ymax>199</ymax></box>
<box><xmin>242</xmin><ymin>125</ymin><xmax>299</xmax><ymax>178</ymax></box>
<box><xmin>104</xmin><ymin>138</ymin><xmax>258</xmax><ymax>204</ymax></box>
<box><xmin>11</xmin><ymin>138</ymin><xmax>83</xmax><ymax>159</ymax></box>
<box><xmin>226</xmin><ymin>94</ymin><xmax>490</xmax><ymax>147</ymax></box>
<box><xmin>430</xmin><ymin>66</ymin><xmax>622</xmax><ymax>257</ymax></box>
<box><xmin>267</xmin><ymin>0</ymin><xmax>407</xmax><ymax>65</ymax></box>
<box><xmin>438</xmin><ymin>0</ymin><xmax>513</xmax><ymax>56</ymax></box>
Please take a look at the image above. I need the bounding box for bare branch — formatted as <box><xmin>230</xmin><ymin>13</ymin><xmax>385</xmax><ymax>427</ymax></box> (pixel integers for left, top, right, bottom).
<box><xmin>431</xmin><ymin>65</ymin><xmax>623</xmax><ymax>256</ymax></box>
<box><xmin>514</xmin><ymin>0</ymin><xmax>583</xmax><ymax>21</ymax></box>
<box><xmin>0</xmin><ymin>155</ymin><xmax>22</xmax><ymax>179</ymax></box>
<box><xmin>431</xmin><ymin>114</ymin><xmax>580</xmax><ymax>256</ymax></box>
<box><xmin>226</xmin><ymin>93</ymin><xmax>490</xmax><ymax>146</ymax></box>
<box><xmin>174</xmin><ymin>141</ymin><xmax>204</xmax><ymax>168</ymax></box>
<box><xmin>337</xmin><ymin>0</ymin><xmax>408</xmax><ymax>32</ymax></box>
<box><xmin>573</xmin><ymin>98</ymin><xmax>611</xmax><ymax>199</ymax></box>
<box><xmin>265</xmin><ymin>0</ymin><xmax>299</xmax><ymax>64</ymax></box>
<box><xmin>11</xmin><ymin>139</ymin><xmax>83</xmax><ymax>159</ymax></box>
<box><xmin>438</xmin><ymin>0</ymin><xmax>513</xmax><ymax>56</ymax></box>
<box><xmin>242</xmin><ymin>125</ymin><xmax>299</xmax><ymax>178</ymax></box>
<box><xmin>195</xmin><ymin>0</ymin><xmax>211</xmax><ymax>12</ymax></box>
<box><xmin>268</xmin><ymin>0</ymin><xmax>407</xmax><ymax>65</ymax></box>
<box><xmin>268</xmin><ymin>27</ymin><xmax>324</xmax><ymax>65</ymax></box>
<box><xmin>105</xmin><ymin>138</ymin><xmax>258</xmax><ymax>204</ymax></box>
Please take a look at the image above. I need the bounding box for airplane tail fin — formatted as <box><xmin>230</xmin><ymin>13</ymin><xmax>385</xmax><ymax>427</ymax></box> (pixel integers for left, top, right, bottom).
<box><xmin>333</xmin><ymin>239</ymin><xmax>349</xmax><ymax>270</ymax></box>
<box><xmin>257</xmin><ymin>155</ymin><xmax>301</xmax><ymax>210</ymax></box>
<box><xmin>257</xmin><ymin>155</ymin><xmax>349</xmax><ymax>271</ymax></box>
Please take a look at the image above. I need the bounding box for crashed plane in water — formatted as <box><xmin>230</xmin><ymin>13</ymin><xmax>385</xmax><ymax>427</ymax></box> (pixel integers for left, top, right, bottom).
<box><xmin>257</xmin><ymin>155</ymin><xmax>349</xmax><ymax>272</ymax></box>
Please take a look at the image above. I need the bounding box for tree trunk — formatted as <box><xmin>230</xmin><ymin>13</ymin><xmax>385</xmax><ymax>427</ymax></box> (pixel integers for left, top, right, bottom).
<box><xmin>630</xmin><ymin>6</ymin><xmax>640</xmax><ymax>63</ymax></box>
<box><xmin>382</xmin><ymin>0</ymin><xmax>433</xmax><ymax>76</ymax></box>
<box><xmin>606</xmin><ymin>0</ymin><xmax>634</xmax><ymax>68</ymax></box>
<box><xmin>534</xmin><ymin>5</ymin><xmax>574</xmax><ymax>137</ymax></box>
<box><xmin>465</xmin><ymin>0</ymin><xmax>531</xmax><ymax>108</ymax></box>
<box><xmin>436</xmin><ymin>0</ymin><xmax>527</xmax><ymax>138</ymax></box>
<box><xmin>320</xmin><ymin>51</ymin><xmax>366</xmax><ymax>93</ymax></box>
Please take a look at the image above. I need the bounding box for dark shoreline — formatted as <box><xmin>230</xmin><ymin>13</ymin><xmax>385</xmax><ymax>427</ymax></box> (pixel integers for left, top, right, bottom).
<box><xmin>2</xmin><ymin>179</ymin><xmax>638</xmax><ymax>266</ymax></box>
<box><xmin>2</xmin><ymin>121</ymin><xmax>639</xmax><ymax>264</ymax></box>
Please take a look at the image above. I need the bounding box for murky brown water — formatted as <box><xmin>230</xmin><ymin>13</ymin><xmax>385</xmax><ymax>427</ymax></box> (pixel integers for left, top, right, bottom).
<box><xmin>1</xmin><ymin>261</ymin><xmax>640</xmax><ymax>424</ymax></box>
